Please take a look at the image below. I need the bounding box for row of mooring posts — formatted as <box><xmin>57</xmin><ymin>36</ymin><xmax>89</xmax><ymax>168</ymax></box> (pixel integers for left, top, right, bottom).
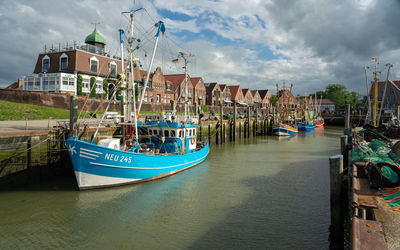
<box><xmin>198</xmin><ymin>103</ymin><xmax>275</xmax><ymax>145</ymax></box>
<box><xmin>329</xmin><ymin>103</ymin><xmax>352</xmax><ymax>249</ymax></box>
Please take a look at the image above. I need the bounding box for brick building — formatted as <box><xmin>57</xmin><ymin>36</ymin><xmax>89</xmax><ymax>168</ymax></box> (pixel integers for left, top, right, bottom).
<box><xmin>369</xmin><ymin>80</ymin><xmax>400</xmax><ymax>112</ymax></box>
<box><xmin>164</xmin><ymin>74</ymin><xmax>194</xmax><ymax>104</ymax></box>
<box><xmin>23</xmin><ymin>27</ymin><xmax>126</xmax><ymax>96</ymax></box>
<box><xmin>205</xmin><ymin>82</ymin><xmax>221</xmax><ymax>106</ymax></box>
<box><xmin>251</xmin><ymin>90</ymin><xmax>262</xmax><ymax>108</ymax></box>
<box><xmin>229</xmin><ymin>85</ymin><xmax>244</xmax><ymax>104</ymax></box>
<box><xmin>258</xmin><ymin>89</ymin><xmax>271</xmax><ymax>108</ymax></box>
<box><xmin>191</xmin><ymin>77</ymin><xmax>206</xmax><ymax>105</ymax></box>
<box><xmin>242</xmin><ymin>88</ymin><xmax>254</xmax><ymax>105</ymax></box>
<box><xmin>219</xmin><ymin>84</ymin><xmax>232</xmax><ymax>106</ymax></box>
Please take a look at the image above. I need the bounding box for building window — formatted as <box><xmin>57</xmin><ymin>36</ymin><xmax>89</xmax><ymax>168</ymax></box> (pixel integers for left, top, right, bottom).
<box><xmin>42</xmin><ymin>55</ymin><xmax>50</xmax><ymax>72</ymax></box>
<box><xmin>82</xmin><ymin>77</ymin><xmax>90</xmax><ymax>93</ymax></box>
<box><xmin>164</xmin><ymin>94</ymin><xmax>167</xmax><ymax>103</ymax></box>
<box><xmin>95</xmin><ymin>78</ymin><xmax>103</xmax><ymax>94</ymax></box>
<box><xmin>90</xmin><ymin>56</ymin><xmax>98</xmax><ymax>73</ymax></box>
<box><xmin>145</xmin><ymin>93</ymin><xmax>148</xmax><ymax>102</ymax></box>
<box><xmin>60</xmin><ymin>53</ymin><xmax>68</xmax><ymax>71</ymax></box>
<box><xmin>157</xmin><ymin>94</ymin><xmax>160</xmax><ymax>103</ymax></box>
<box><xmin>109</xmin><ymin>61</ymin><xmax>117</xmax><ymax>76</ymax></box>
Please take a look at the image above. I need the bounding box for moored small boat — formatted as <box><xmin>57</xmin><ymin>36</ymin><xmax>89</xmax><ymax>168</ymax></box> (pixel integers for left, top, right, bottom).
<box><xmin>272</xmin><ymin>123</ymin><xmax>298</xmax><ymax>136</ymax></box>
<box><xmin>297</xmin><ymin>122</ymin><xmax>316</xmax><ymax>131</ymax></box>
<box><xmin>316</xmin><ymin>116</ymin><xmax>325</xmax><ymax>127</ymax></box>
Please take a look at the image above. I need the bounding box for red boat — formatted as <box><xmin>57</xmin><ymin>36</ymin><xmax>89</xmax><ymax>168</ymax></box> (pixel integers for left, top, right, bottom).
<box><xmin>316</xmin><ymin>117</ymin><xmax>324</xmax><ymax>127</ymax></box>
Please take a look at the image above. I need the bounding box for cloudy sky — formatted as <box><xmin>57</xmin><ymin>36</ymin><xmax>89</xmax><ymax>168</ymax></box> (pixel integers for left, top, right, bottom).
<box><xmin>1</xmin><ymin>0</ymin><xmax>400</xmax><ymax>95</ymax></box>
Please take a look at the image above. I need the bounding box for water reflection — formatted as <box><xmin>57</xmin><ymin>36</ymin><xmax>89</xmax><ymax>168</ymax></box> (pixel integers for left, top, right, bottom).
<box><xmin>0</xmin><ymin>127</ymin><xmax>341</xmax><ymax>249</ymax></box>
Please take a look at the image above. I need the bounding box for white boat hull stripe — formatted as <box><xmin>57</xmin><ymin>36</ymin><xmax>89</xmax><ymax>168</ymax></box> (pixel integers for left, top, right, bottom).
<box><xmin>89</xmin><ymin>154</ymin><xmax>207</xmax><ymax>170</ymax></box>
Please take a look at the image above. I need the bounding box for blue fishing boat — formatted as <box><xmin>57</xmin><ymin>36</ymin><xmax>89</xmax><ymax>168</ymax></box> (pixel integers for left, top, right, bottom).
<box><xmin>66</xmin><ymin>9</ymin><xmax>209</xmax><ymax>190</ymax></box>
<box><xmin>66</xmin><ymin>115</ymin><xmax>209</xmax><ymax>190</ymax></box>
<box><xmin>297</xmin><ymin>122</ymin><xmax>316</xmax><ymax>131</ymax></box>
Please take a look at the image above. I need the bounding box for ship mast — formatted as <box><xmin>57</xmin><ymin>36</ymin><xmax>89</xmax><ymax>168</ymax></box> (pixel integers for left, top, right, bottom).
<box><xmin>122</xmin><ymin>8</ymin><xmax>143</xmax><ymax>151</ymax></box>
<box><xmin>178</xmin><ymin>52</ymin><xmax>193</xmax><ymax>122</ymax></box>
<box><xmin>372</xmin><ymin>57</ymin><xmax>378</xmax><ymax>127</ymax></box>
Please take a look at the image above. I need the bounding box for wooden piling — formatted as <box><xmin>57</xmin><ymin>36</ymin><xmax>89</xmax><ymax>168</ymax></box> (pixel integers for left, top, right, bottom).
<box><xmin>223</xmin><ymin>123</ymin><xmax>226</xmax><ymax>143</ymax></box>
<box><xmin>199</xmin><ymin>125</ymin><xmax>202</xmax><ymax>140</ymax></box>
<box><xmin>340</xmin><ymin>135</ymin><xmax>348</xmax><ymax>168</ymax></box>
<box><xmin>239</xmin><ymin>122</ymin><xmax>241</xmax><ymax>139</ymax></box>
<box><xmin>233</xmin><ymin>101</ymin><xmax>237</xmax><ymax>141</ymax></box>
<box><xmin>220</xmin><ymin>105</ymin><xmax>223</xmax><ymax>144</ymax></box>
<box><xmin>247</xmin><ymin>106</ymin><xmax>251</xmax><ymax>137</ymax></box>
<box><xmin>216</xmin><ymin>123</ymin><xmax>219</xmax><ymax>145</ymax></box>
<box><xmin>208</xmin><ymin>124</ymin><xmax>211</xmax><ymax>145</ymax></box>
<box><xmin>69</xmin><ymin>96</ymin><xmax>78</xmax><ymax>137</ymax></box>
<box><xmin>329</xmin><ymin>155</ymin><xmax>344</xmax><ymax>247</ymax></box>
<box><xmin>345</xmin><ymin>103</ymin><xmax>350</xmax><ymax>130</ymax></box>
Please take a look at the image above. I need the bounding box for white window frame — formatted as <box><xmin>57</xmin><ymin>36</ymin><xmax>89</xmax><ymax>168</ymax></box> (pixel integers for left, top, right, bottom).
<box><xmin>109</xmin><ymin>61</ymin><xmax>117</xmax><ymax>76</ymax></box>
<box><xmin>59</xmin><ymin>53</ymin><xmax>68</xmax><ymax>71</ymax></box>
<box><xmin>42</xmin><ymin>55</ymin><xmax>50</xmax><ymax>72</ymax></box>
<box><xmin>90</xmin><ymin>56</ymin><xmax>99</xmax><ymax>73</ymax></box>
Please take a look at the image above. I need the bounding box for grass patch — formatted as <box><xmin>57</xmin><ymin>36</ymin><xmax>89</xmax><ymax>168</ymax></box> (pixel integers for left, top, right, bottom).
<box><xmin>0</xmin><ymin>100</ymin><xmax>70</xmax><ymax>121</ymax></box>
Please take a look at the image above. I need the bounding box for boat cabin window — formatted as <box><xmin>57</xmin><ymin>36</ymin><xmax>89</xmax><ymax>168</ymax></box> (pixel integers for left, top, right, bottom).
<box><xmin>193</xmin><ymin>129</ymin><xmax>196</xmax><ymax>136</ymax></box>
<box><xmin>149</xmin><ymin>130</ymin><xmax>153</xmax><ymax>135</ymax></box>
<box><xmin>178</xmin><ymin>130</ymin><xmax>182</xmax><ymax>137</ymax></box>
<box><xmin>154</xmin><ymin>130</ymin><xmax>158</xmax><ymax>135</ymax></box>
<box><xmin>171</xmin><ymin>130</ymin><xmax>176</xmax><ymax>137</ymax></box>
<box><xmin>165</xmin><ymin>130</ymin><xmax>170</xmax><ymax>137</ymax></box>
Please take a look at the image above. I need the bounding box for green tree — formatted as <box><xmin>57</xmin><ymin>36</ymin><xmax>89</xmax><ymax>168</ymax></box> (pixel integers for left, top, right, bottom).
<box><xmin>77</xmin><ymin>75</ymin><xmax>83</xmax><ymax>96</ymax></box>
<box><xmin>135</xmin><ymin>83</ymin><xmax>139</xmax><ymax>101</ymax></box>
<box><xmin>270</xmin><ymin>95</ymin><xmax>278</xmax><ymax>105</ymax></box>
<box><xmin>309</xmin><ymin>90</ymin><xmax>326</xmax><ymax>99</ymax></box>
<box><xmin>325</xmin><ymin>84</ymin><xmax>361</xmax><ymax>108</ymax></box>
<box><xmin>89</xmin><ymin>77</ymin><xmax>96</xmax><ymax>98</ymax></box>
<box><xmin>103</xmin><ymin>79</ymin><xmax>109</xmax><ymax>99</ymax></box>
<box><xmin>325</xmin><ymin>84</ymin><xmax>348</xmax><ymax>108</ymax></box>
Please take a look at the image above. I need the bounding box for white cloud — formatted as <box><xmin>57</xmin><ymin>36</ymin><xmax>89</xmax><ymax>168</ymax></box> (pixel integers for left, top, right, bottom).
<box><xmin>0</xmin><ymin>0</ymin><xmax>399</xmax><ymax>97</ymax></box>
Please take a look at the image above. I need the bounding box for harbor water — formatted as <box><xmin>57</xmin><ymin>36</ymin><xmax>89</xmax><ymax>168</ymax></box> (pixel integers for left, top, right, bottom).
<box><xmin>0</xmin><ymin>127</ymin><xmax>341</xmax><ymax>249</ymax></box>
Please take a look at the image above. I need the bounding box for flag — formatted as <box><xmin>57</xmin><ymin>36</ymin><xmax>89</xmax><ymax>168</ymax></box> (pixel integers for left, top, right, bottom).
<box><xmin>172</xmin><ymin>59</ymin><xmax>179</xmax><ymax>64</ymax></box>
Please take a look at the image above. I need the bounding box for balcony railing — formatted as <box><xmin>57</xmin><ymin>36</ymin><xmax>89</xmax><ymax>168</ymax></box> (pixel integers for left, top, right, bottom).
<box><xmin>43</xmin><ymin>41</ymin><xmax>120</xmax><ymax>59</ymax></box>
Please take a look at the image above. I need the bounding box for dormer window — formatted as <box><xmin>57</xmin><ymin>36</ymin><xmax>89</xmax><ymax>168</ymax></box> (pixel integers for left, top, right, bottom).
<box><xmin>90</xmin><ymin>56</ymin><xmax>98</xmax><ymax>73</ymax></box>
<box><xmin>60</xmin><ymin>53</ymin><xmax>68</xmax><ymax>71</ymax></box>
<box><xmin>109</xmin><ymin>61</ymin><xmax>117</xmax><ymax>76</ymax></box>
<box><xmin>42</xmin><ymin>55</ymin><xmax>50</xmax><ymax>72</ymax></box>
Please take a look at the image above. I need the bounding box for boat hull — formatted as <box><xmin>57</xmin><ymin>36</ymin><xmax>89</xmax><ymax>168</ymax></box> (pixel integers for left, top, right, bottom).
<box><xmin>66</xmin><ymin>138</ymin><xmax>210</xmax><ymax>190</ymax></box>
<box><xmin>272</xmin><ymin>124</ymin><xmax>298</xmax><ymax>136</ymax></box>
<box><xmin>316</xmin><ymin>121</ymin><xmax>325</xmax><ymax>127</ymax></box>
<box><xmin>297</xmin><ymin>123</ymin><xmax>316</xmax><ymax>131</ymax></box>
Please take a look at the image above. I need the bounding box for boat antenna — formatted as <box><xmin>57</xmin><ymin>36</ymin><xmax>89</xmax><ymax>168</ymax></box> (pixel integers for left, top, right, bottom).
<box><xmin>372</xmin><ymin>57</ymin><xmax>378</xmax><ymax>127</ymax></box>
<box><xmin>363</xmin><ymin>66</ymin><xmax>371</xmax><ymax>125</ymax></box>
<box><xmin>377</xmin><ymin>63</ymin><xmax>392</xmax><ymax>125</ymax></box>
<box><xmin>177</xmin><ymin>52</ymin><xmax>194</xmax><ymax>122</ymax></box>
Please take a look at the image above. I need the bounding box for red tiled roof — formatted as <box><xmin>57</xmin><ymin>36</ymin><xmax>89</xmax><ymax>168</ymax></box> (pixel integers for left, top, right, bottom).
<box><xmin>190</xmin><ymin>77</ymin><xmax>202</xmax><ymax>87</ymax></box>
<box><xmin>370</xmin><ymin>80</ymin><xmax>400</xmax><ymax>93</ymax></box>
<box><xmin>164</xmin><ymin>74</ymin><xmax>186</xmax><ymax>91</ymax></box>
<box><xmin>228</xmin><ymin>85</ymin><xmax>241</xmax><ymax>98</ymax></box>
<box><xmin>320</xmin><ymin>99</ymin><xmax>334</xmax><ymax>105</ymax></box>
<box><xmin>251</xmin><ymin>90</ymin><xmax>258</xmax><ymax>97</ymax></box>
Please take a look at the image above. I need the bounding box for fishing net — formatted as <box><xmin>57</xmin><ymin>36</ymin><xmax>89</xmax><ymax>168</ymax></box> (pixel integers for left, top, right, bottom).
<box><xmin>381</xmin><ymin>165</ymin><xmax>399</xmax><ymax>183</ymax></box>
<box><xmin>350</xmin><ymin>139</ymin><xmax>396</xmax><ymax>164</ymax></box>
